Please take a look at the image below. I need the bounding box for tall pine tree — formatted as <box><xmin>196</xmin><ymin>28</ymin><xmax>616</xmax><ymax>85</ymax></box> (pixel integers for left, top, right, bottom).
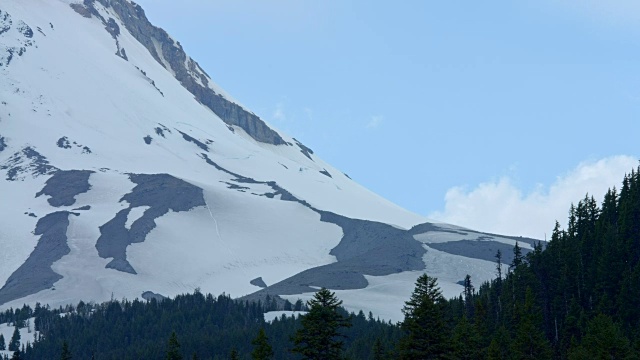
<box><xmin>291</xmin><ymin>287</ymin><xmax>352</xmax><ymax>360</ymax></box>
<box><xmin>398</xmin><ymin>273</ymin><xmax>451</xmax><ymax>359</ymax></box>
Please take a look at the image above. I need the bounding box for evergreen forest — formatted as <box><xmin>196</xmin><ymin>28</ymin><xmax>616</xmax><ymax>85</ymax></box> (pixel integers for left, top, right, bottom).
<box><xmin>1</xmin><ymin>166</ymin><xmax>640</xmax><ymax>359</ymax></box>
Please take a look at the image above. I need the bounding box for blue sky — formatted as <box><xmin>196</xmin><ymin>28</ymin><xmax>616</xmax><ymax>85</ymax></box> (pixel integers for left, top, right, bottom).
<box><xmin>135</xmin><ymin>0</ymin><xmax>639</xmax><ymax>238</ymax></box>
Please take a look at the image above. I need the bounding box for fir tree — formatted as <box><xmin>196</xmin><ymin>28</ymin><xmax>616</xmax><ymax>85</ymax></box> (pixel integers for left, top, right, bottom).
<box><xmin>0</xmin><ymin>333</ymin><xmax>5</xmax><ymax>351</ymax></box>
<box><xmin>165</xmin><ymin>332</ymin><xmax>183</xmax><ymax>360</ymax></box>
<box><xmin>451</xmin><ymin>316</ymin><xmax>481</xmax><ymax>360</ymax></box>
<box><xmin>251</xmin><ymin>328</ymin><xmax>273</xmax><ymax>360</ymax></box>
<box><xmin>8</xmin><ymin>326</ymin><xmax>20</xmax><ymax>352</ymax></box>
<box><xmin>10</xmin><ymin>350</ymin><xmax>21</xmax><ymax>360</ymax></box>
<box><xmin>372</xmin><ymin>338</ymin><xmax>385</xmax><ymax>360</ymax></box>
<box><xmin>291</xmin><ymin>287</ymin><xmax>352</xmax><ymax>360</ymax></box>
<box><xmin>511</xmin><ymin>241</ymin><xmax>523</xmax><ymax>270</ymax></box>
<box><xmin>487</xmin><ymin>326</ymin><xmax>511</xmax><ymax>360</ymax></box>
<box><xmin>511</xmin><ymin>288</ymin><xmax>552</xmax><ymax>360</ymax></box>
<box><xmin>229</xmin><ymin>348</ymin><xmax>239</xmax><ymax>360</ymax></box>
<box><xmin>60</xmin><ymin>340</ymin><xmax>72</xmax><ymax>360</ymax></box>
<box><xmin>568</xmin><ymin>314</ymin><xmax>634</xmax><ymax>360</ymax></box>
<box><xmin>398</xmin><ymin>273</ymin><xmax>451</xmax><ymax>359</ymax></box>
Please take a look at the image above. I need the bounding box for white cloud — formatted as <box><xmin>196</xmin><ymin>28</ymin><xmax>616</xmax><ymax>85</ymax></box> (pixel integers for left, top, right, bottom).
<box><xmin>541</xmin><ymin>0</ymin><xmax>640</xmax><ymax>27</ymax></box>
<box><xmin>429</xmin><ymin>156</ymin><xmax>638</xmax><ymax>239</ymax></box>
<box><xmin>366</xmin><ymin>115</ymin><xmax>383</xmax><ymax>129</ymax></box>
<box><xmin>272</xmin><ymin>102</ymin><xmax>286</xmax><ymax>122</ymax></box>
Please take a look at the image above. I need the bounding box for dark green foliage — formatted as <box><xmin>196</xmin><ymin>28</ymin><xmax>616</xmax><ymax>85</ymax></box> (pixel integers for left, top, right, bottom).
<box><xmin>568</xmin><ymin>314</ymin><xmax>636</xmax><ymax>360</ymax></box>
<box><xmin>60</xmin><ymin>341</ymin><xmax>72</xmax><ymax>360</ymax></box>
<box><xmin>0</xmin><ymin>333</ymin><xmax>5</xmax><ymax>350</ymax></box>
<box><xmin>251</xmin><ymin>328</ymin><xmax>273</xmax><ymax>360</ymax></box>
<box><xmin>445</xmin><ymin>165</ymin><xmax>640</xmax><ymax>359</ymax></box>
<box><xmin>511</xmin><ymin>288</ymin><xmax>552</xmax><ymax>360</ymax></box>
<box><xmin>372</xmin><ymin>338</ymin><xmax>385</xmax><ymax>360</ymax></box>
<box><xmin>398</xmin><ymin>273</ymin><xmax>451</xmax><ymax>359</ymax></box>
<box><xmin>487</xmin><ymin>326</ymin><xmax>510</xmax><ymax>360</ymax></box>
<box><xmin>291</xmin><ymin>287</ymin><xmax>352</xmax><ymax>360</ymax></box>
<box><xmin>21</xmin><ymin>290</ymin><xmax>399</xmax><ymax>359</ymax></box>
<box><xmin>229</xmin><ymin>348</ymin><xmax>239</xmax><ymax>360</ymax></box>
<box><xmin>8</xmin><ymin>326</ymin><xmax>20</xmax><ymax>352</ymax></box>
<box><xmin>11</xmin><ymin>350</ymin><xmax>22</xmax><ymax>360</ymax></box>
<box><xmin>451</xmin><ymin>316</ymin><xmax>482</xmax><ymax>360</ymax></box>
<box><xmin>165</xmin><ymin>332</ymin><xmax>183</xmax><ymax>360</ymax></box>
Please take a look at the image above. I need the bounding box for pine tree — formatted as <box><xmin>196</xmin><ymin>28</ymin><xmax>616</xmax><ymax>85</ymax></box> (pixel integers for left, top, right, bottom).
<box><xmin>10</xmin><ymin>350</ymin><xmax>21</xmax><ymax>360</ymax></box>
<box><xmin>487</xmin><ymin>326</ymin><xmax>511</xmax><ymax>360</ymax></box>
<box><xmin>251</xmin><ymin>328</ymin><xmax>273</xmax><ymax>360</ymax></box>
<box><xmin>229</xmin><ymin>348</ymin><xmax>239</xmax><ymax>360</ymax></box>
<box><xmin>291</xmin><ymin>287</ymin><xmax>352</xmax><ymax>360</ymax></box>
<box><xmin>568</xmin><ymin>314</ymin><xmax>634</xmax><ymax>360</ymax></box>
<box><xmin>372</xmin><ymin>338</ymin><xmax>386</xmax><ymax>360</ymax></box>
<box><xmin>495</xmin><ymin>249</ymin><xmax>503</xmax><ymax>281</ymax></box>
<box><xmin>511</xmin><ymin>288</ymin><xmax>552</xmax><ymax>360</ymax></box>
<box><xmin>60</xmin><ymin>340</ymin><xmax>72</xmax><ymax>360</ymax></box>
<box><xmin>511</xmin><ymin>241</ymin><xmax>523</xmax><ymax>270</ymax></box>
<box><xmin>8</xmin><ymin>326</ymin><xmax>20</xmax><ymax>352</ymax></box>
<box><xmin>0</xmin><ymin>334</ymin><xmax>5</xmax><ymax>351</ymax></box>
<box><xmin>165</xmin><ymin>332</ymin><xmax>183</xmax><ymax>360</ymax></box>
<box><xmin>463</xmin><ymin>274</ymin><xmax>474</xmax><ymax>318</ymax></box>
<box><xmin>451</xmin><ymin>316</ymin><xmax>482</xmax><ymax>360</ymax></box>
<box><xmin>398</xmin><ymin>273</ymin><xmax>451</xmax><ymax>359</ymax></box>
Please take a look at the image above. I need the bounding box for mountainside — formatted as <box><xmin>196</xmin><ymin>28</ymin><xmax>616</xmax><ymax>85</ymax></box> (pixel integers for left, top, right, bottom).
<box><xmin>0</xmin><ymin>0</ymin><xmax>538</xmax><ymax>322</ymax></box>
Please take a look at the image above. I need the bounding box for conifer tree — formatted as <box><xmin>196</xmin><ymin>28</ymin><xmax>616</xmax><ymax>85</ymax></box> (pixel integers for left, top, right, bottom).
<box><xmin>229</xmin><ymin>348</ymin><xmax>239</xmax><ymax>360</ymax></box>
<box><xmin>60</xmin><ymin>340</ymin><xmax>72</xmax><ymax>360</ymax></box>
<box><xmin>451</xmin><ymin>316</ymin><xmax>482</xmax><ymax>360</ymax></box>
<box><xmin>8</xmin><ymin>326</ymin><xmax>20</xmax><ymax>352</ymax></box>
<box><xmin>398</xmin><ymin>273</ymin><xmax>451</xmax><ymax>359</ymax></box>
<box><xmin>372</xmin><ymin>338</ymin><xmax>386</xmax><ymax>360</ymax></box>
<box><xmin>568</xmin><ymin>314</ymin><xmax>634</xmax><ymax>360</ymax></box>
<box><xmin>0</xmin><ymin>333</ymin><xmax>5</xmax><ymax>351</ymax></box>
<box><xmin>10</xmin><ymin>350</ymin><xmax>21</xmax><ymax>360</ymax></box>
<box><xmin>291</xmin><ymin>287</ymin><xmax>352</xmax><ymax>360</ymax></box>
<box><xmin>487</xmin><ymin>326</ymin><xmax>511</xmax><ymax>360</ymax></box>
<box><xmin>165</xmin><ymin>332</ymin><xmax>183</xmax><ymax>360</ymax></box>
<box><xmin>511</xmin><ymin>241</ymin><xmax>523</xmax><ymax>270</ymax></box>
<box><xmin>251</xmin><ymin>328</ymin><xmax>273</xmax><ymax>360</ymax></box>
<box><xmin>511</xmin><ymin>288</ymin><xmax>552</xmax><ymax>360</ymax></box>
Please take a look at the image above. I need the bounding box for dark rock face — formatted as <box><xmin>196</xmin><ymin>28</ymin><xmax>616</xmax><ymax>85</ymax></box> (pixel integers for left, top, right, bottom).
<box><xmin>293</xmin><ymin>138</ymin><xmax>314</xmax><ymax>160</ymax></box>
<box><xmin>95</xmin><ymin>173</ymin><xmax>206</xmax><ymax>274</ymax></box>
<box><xmin>428</xmin><ymin>240</ymin><xmax>532</xmax><ymax>264</ymax></box>
<box><xmin>178</xmin><ymin>130</ymin><xmax>209</xmax><ymax>151</ymax></box>
<box><xmin>319</xmin><ymin>169</ymin><xmax>332</xmax><ymax>178</ymax></box>
<box><xmin>0</xmin><ymin>147</ymin><xmax>57</xmax><ymax>181</ymax></box>
<box><xmin>87</xmin><ymin>0</ymin><xmax>286</xmax><ymax>145</ymax></box>
<box><xmin>253</xmin><ymin>212</ymin><xmax>427</xmax><ymax>296</ymax></box>
<box><xmin>0</xmin><ymin>11</ymin><xmax>35</xmax><ymax>67</ymax></box>
<box><xmin>200</xmin><ymin>157</ymin><xmax>427</xmax><ymax>297</ymax></box>
<box><xmin>0</xmin><ymin>212</ymin><xmax>77</xmax><ymax>305</ymax></box>
<box><xmin>35</xmin><ymin>170</ymin><xmax>94</xmax><ymax>207</ymax></box>
<box><xmin>141</xmin><ymin>291</ymin><xmax>166</xmax><ymax>301</ymax></box>
<box><xmin>250</xmin><ymin>277</ymin><xmax>268</xmax><ymax>288</ymax></box>
<box><xmin>56</xmin><ymin>136</ymin><xmax>72</xmax><ymax>149</ymax></box>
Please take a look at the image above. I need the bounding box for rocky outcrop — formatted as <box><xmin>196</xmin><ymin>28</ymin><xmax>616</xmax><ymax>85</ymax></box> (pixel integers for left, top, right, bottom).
<box><xmin>95</xmin><ymin>173</ymin><xmax>207</xmax><ymax>274</ymax></box>
<box><xmin>82</xmin><ymin>0</ymin><xmax>287</xmax><ymax>146</ymax></box>
<box><xmin>0</xmin><ymin>211</ymin><xmax>77</xmax><ymax>305</ymax></box>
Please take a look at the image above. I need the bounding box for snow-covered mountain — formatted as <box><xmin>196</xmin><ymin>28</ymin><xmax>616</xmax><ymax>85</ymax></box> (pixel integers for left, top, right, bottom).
<box><xmin>0</xmin><ymin>0</ymin><xmax>539</xmax><ymax>322</ymax></box>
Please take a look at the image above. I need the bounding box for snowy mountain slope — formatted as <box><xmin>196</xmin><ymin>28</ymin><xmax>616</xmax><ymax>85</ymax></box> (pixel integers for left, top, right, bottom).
<box><xmin>0</xmin><ymin>0</ymin><xmax>540</xmax><ymax>322</ymax></box>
